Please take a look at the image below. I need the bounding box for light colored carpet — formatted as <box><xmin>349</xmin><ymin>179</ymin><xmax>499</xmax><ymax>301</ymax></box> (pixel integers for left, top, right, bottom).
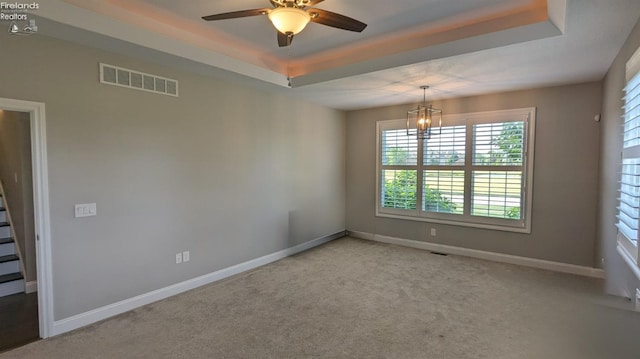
<box><xmin>2</xmin><ymin>237</ymin><xmax>640</xmax><ymax>358</ymax></box>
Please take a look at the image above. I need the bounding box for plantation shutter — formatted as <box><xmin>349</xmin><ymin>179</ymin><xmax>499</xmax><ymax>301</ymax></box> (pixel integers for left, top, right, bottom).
<box><xmin>617</xmin><ymin>62</ymin><xmax>640</xmax><ymax>248</ymax></box>
<box><xmin>380</xmin><ymin>128</ymin><xmax>418</xmax><ymax>211</ymax></box>
<box><xmin>422</xmin><ymin>125</ymin><xmax>466</xmax><ymax>214</ymax></box>
<box><xmin>471</xmin><ymin>121</ymin><xmax>525</xmax><ymax>220</ymax></box>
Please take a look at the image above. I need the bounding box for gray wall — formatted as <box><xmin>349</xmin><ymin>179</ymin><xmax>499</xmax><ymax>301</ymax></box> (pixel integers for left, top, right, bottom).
<box><xmin>0</xmin><ymin>110</ymin><xmax>36</xmax><ymax>282</ymax></box>
<box><xmin>599</xmin><ymin>17</ymin><xmax>640</xmax><ymax>297</ymax></box>
<box><xmin>346</xmin><ymin>82</ymin><xmax>602</xmax><ymax>267</ymax></box>
<box><xmin>0</xmin><ymin>32</ymin><xmax>346</xmax><ymax>320</ymax></box>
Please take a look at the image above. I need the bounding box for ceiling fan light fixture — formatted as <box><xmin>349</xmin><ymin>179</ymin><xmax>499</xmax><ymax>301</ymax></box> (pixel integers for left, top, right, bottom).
<box><xmin>268</xmin><ymin>7</ymin><xmax>311</xmax><ymax>35</ymax></box>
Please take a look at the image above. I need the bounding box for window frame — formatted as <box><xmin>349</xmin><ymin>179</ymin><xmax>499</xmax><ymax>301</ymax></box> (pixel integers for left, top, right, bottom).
<box><xmin>617</xmin><ymin>45</ymin><xmax>640</xmax><ymax>269</ymax></box>
<box><xmin>376</xmin><ymin>107</ymin><xmax>536</xmax><ymax>233</ymax></box>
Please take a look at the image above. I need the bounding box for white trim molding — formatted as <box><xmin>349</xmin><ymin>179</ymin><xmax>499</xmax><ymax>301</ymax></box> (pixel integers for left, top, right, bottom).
<box><xmin>617</xmin><ymin>243</ymin><xmax>640</xmax><ymax>280</ymax></box>
<box><xmin>0</xmin><ymin>97</ymin><xmax>53</xmax><ymax>339</ymax></box>
<box><xmin>51</xmin><ymin>230</ymin><xmax>346</xmax><ymax>336</ymax></box>
<box><xmin>26</xmin><ymin>280</ymin><xmax>38</xmax><ymax>294</ymax></box>
<box><xmin>349</xmin><ymin>230</ymin><xmax>605</xmax><ymax>279</ymax></box>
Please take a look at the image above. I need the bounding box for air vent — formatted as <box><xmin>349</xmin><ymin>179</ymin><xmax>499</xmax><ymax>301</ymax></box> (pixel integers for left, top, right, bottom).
<box><xmin>99</xmin><ymin>63</ymin><xmax>178</xmax><ymax>97</ymax></box>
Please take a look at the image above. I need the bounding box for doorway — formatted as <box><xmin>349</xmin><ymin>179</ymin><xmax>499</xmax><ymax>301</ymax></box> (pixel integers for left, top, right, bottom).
<box><xmin>0</xmin><ymin>98</ymin><xmax>53</xmax><ymax>347</ymax></box>
<box><xmin>0</xmin><ymin>109</ymin><xmax>38</xmax><ymax>351</ymax></box>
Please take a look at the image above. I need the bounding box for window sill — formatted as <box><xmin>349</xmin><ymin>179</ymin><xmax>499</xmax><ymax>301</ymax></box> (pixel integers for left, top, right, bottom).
<box><xmin>376</xmin><ymin>211</ymin><xmax>531</xmax><ymax>234</ymax></box>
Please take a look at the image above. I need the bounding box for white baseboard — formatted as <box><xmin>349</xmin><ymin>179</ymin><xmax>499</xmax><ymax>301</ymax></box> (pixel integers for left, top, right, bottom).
<box><xmin>52</xmin><ymin>230</ymin><xmax>346</xmax><ymax>336</ymax></box>
<box><xmin>348</xmin><ymin>230</ymin><xmax>605</xmax><ymax>279</ymax></box>
<box><xmin>25</xmin><ymin>280</ymin><xmax>37</xmax><ymax>294</ymax></box>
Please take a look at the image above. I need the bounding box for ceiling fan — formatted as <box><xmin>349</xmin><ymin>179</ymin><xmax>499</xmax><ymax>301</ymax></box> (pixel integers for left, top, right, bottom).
<box><xmin>202</xmin><ymin>0</ymin><xmax>367</xmax><ymax>47</ymax></box>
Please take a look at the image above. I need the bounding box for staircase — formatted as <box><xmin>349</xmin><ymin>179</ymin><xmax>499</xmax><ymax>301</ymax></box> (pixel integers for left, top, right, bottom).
<box><xmin>0</xmin><ymin>192</ymin><xmax>25</xmax><ymax>297</ymax></box>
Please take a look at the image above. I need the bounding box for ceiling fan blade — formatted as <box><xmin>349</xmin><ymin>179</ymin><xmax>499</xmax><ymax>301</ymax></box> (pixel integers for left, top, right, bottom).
<box><xmin>278</xmin><ymin>32</ymin><xmax>293</xmax><ymax>47</ymax></box>
<box><xmin>202</xmin><ymin>8</ymin><xmax>269</xmax><ymax>21</ymax></box>
<box><xmin>309</xmin><ymin>9</ymin><xmax>367</xmax><ymax>32</ymax></box>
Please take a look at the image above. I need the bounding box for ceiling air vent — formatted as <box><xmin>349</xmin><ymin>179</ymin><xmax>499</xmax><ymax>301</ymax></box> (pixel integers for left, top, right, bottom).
<box><xmin>99</xmin><ymin>63</ymin><xmax>179</xmax><ymax>97</ymax></box>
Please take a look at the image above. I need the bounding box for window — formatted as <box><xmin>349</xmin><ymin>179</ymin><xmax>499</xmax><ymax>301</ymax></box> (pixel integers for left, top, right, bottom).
<box><xmin>617</xmin><ymin>46</ymin><xmax>640</xmax><ymax>267</ymax></box>
<box><xmin>377</xmin><ymin>108</ymin><xmax>535</xmax><ymax>232</ymax></box>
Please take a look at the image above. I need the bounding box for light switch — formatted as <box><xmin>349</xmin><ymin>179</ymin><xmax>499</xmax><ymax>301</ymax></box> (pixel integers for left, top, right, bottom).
<box><xmin>75</xmin><ymin>203</ymin><xmax>97</xmax><ymax>218</ymax></box>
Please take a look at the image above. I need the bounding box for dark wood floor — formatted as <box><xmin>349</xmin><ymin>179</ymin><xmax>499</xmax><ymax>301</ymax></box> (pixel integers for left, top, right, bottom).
<box><xmin>0</xmin><ymin>292</ymin><xmax>39</xmax><ymax>353</ymax></box>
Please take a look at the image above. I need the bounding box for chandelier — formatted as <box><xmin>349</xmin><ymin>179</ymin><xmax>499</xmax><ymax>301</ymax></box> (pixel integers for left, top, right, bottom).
<box><xmin>406</xmin><ymin>86</ymin><xmax>442</xmax><ymax>140</ymax></box>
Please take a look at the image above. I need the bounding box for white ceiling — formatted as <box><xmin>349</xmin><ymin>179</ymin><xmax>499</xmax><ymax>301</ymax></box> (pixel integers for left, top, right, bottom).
<box><xmin>34</xmin><ymin>0</ymin><xmax>640</xmax><ymax>110</ymax></box>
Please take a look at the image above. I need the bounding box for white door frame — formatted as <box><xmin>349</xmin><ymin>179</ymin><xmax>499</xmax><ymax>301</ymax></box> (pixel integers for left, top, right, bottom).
<box><xmin>0</xmin><ymin>97</ymin><xmax>53</xmax><ymax>338</ymax></box>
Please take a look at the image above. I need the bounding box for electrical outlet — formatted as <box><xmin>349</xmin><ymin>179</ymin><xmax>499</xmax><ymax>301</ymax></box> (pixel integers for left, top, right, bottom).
<box><xmin>74</xmin><ymin>203</ymin><xmax>97</xmax><ymax>218</ymax></box>
<box><xmin>182</xmin><ymin>251</ymin><xmax>190</xmax><ymax>262</ymax></box>
<box><xmin>636</xmin><ymin>289</ymin><xmax>640</xmax><ymax>312</ymax></box>
<box><xmin>175</xmin><ymin>253</ymin><xmax>182</xmax><ymax>264</ymax></box>
<box><xmin>430</xmin><ymin>228</ymin><xmax>437</xmax><ymax>236</ymax></box>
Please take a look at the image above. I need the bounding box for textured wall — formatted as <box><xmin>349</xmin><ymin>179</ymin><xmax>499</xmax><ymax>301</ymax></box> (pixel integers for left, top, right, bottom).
<box><xmin>0</xmin><ymin>110</ymin><xmax>36</xmax><ymax>282</ymax></box>
<box><xmin>346</xmin><ymin>82</ymin><xmax>602</xmax><ymax>267</ymax></box>
<box><xmin>0</xmin><ymin>32</ymin><xmax>346</xmax><ymax>320</ymax></box>
<box><xmin>599</xmin><ymin>17</ymin><xmax>640</xmax><ymax>297</ymax></box>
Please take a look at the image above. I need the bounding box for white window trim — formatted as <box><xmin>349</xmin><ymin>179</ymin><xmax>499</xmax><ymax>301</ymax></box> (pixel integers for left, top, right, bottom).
<box><xmin>376</xmin><ymin>107</ymin><xmax>536</xmax><ymax>233</ymax></box>
<box><xmin>617</xmin><ymin>232</ymin><xmax>640</xmax><ymax>277</ymax></box>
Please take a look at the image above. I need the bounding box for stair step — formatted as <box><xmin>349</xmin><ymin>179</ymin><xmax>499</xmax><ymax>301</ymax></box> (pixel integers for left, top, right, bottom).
<box><xmin>0</xmin><ymin>272</ymin><xmax>22</xmax><ymax>284</ymax></box>
<box><xmin>0</xmin><ymin>239</ymin><xmax>14</xmax><ymax>257</ymax></box>
<box><xmin>0</xmin><ymin>222</ymin><xmax>9</xmax><ymax>227</ymax></box>
<box><xmin>0</xmin><ymin>254</ymin><xmax>19</xmax><ymax>276</ymax></box>
<box><xmin>0</xmin><ymin>274</ymin><xmax>24</xmax><ymax>297</ymax></box>
<box><xmin>0</xmin><ymin>254</ymin><xmax>18</xmax><ymax>264</ymax></box>
<box><xmin>0</xmin><ymin>237</ymin><xmax>12</xmax><ymax>245</ymax></box>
